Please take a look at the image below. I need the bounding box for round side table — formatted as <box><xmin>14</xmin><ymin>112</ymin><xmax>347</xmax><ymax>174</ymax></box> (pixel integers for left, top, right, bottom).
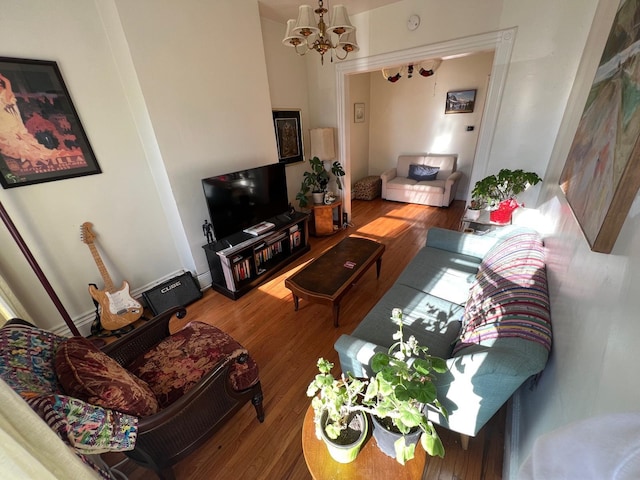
<box><xmin>301</xmin><ymin>406</ymin><xmax>426</xmax><ymax>479</ymax></box>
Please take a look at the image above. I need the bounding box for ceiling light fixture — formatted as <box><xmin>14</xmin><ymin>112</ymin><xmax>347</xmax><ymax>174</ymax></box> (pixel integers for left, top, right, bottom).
<box><xmin>282</xmin><ymin>1</ymin><xmax>359</xmax><ymax>65</ymax></box>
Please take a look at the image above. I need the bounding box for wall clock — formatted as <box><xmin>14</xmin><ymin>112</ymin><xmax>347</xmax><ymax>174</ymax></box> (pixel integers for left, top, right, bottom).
<box><xmin>407</xmin><ymin>14</ymin><xmax>420</xmax><ymax>31</ymax></box>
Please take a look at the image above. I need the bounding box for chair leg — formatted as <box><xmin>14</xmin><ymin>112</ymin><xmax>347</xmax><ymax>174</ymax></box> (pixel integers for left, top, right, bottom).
<box><xmin>460</xmin><ymin>434</ymin><xmax>470</xmax><ymax>450</ymax></box>
<box><xmin>252</xmin><ymin>386</ymin><xmax>265</xmax><ymax>422</ymax></box>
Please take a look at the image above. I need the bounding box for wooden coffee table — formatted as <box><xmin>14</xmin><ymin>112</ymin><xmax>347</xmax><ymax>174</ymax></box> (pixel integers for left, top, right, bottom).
<box><xmin>284</xmin><ymin>236</ymin><xmax>385</xmax><ymax>327</ymax></box>
<box><xmin>301</xmin><ymin>405</ymin><xmax>426</xmax><ymax>479</ymax></box>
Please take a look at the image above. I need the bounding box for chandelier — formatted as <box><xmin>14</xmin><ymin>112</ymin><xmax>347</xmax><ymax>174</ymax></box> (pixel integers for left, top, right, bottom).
<box><xmin>381</xmin><ymin>59</ymin><xmax>442</xmax><ymax>83</ymax></box>
<box><xmin>282</xmin><ymin>1</ymin><xmax>359</xmax><ymax>65</ymax></box>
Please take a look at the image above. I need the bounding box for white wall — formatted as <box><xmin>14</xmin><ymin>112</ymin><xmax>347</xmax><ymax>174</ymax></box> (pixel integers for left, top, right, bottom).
<box><xmin>347</xmin><ymin>74</ymin><xmax>371</xmax><ymax>187</ymax></box>
<box><xmin>112</xmin><ymin>0</ymin><xmax>277</xmax><ymax>288</ymax></box>
<box><xmin>367</xmin><ymin>52</ymin><xmax>494</xmax><ymax>199</ymax></box>
<box><xmin>0</xmin><ymin>0</ymin><xmax>181</xmax><ymax>333</ymax></box>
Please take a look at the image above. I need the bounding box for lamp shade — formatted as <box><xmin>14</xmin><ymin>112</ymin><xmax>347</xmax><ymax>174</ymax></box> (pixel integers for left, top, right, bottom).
<box><xmin>293</xmin><ymin>5</ymin><xmax>320</xmax><ymax>37</ymax></box>
<box><xmin>338</xmin><ymin>30</ymin><xmax>359</xmax><ymax>53</ymax></box>
<box><xmin>283</xmin><ymin>19</ymin><xmax>305</xmax><ymax>47</ymax></box>
<box><xmin>327</xmin><ymin>5</ymin><xmax>354</xmax><ymax>36</ymax></box>
<box><xmin>310</xmin><ymin>128</ymin><xmax>335</xmax><ymax>161</ymax></box>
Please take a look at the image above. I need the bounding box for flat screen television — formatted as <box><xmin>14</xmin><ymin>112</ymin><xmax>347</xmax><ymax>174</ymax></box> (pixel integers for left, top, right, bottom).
<box><xmin>202</xmin><ymin>162</ymin><xmax>289</xmax><ymax>242</ymax></box>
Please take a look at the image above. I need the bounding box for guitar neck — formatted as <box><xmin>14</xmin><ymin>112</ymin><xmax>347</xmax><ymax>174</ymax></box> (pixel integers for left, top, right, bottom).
<box><xmin>87</xmin><ymin>242</ymin><xmax>116</xmax><ymax>292</ymax></box>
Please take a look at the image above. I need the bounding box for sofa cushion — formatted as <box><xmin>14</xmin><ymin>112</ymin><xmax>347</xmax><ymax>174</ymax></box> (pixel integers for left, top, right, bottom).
<box><xmin>127</xmin><ymin>321</ymin><xmax>259</xmax><ymax>408</ymax></box>
<box><xmin>55</xmin><ymin>336</ymin><xmax>159</xmax><ymax>417</ymax></box>
<box><xmin>453</xmin><ymin>230</ymin><xmax>552</xmax><ymax>354</ymax></box>
<box><xmin>408</xmin><ymin>164</ymin><xmax>439</xmax><ymax>181</ymax></box>
<box><xmin>352</xmin><ymin>283</ymin><xmax>463</xmax><ymax>359</ymax></box>
<box><xmin>395</xmin><ymin>245</ymin><xmax>481</xmax><ymax>305</ymax></box>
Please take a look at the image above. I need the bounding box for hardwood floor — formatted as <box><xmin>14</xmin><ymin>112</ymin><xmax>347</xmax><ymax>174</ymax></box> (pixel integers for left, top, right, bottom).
<box><xmin>107</xmin><ymin>199</ymin><xmax>505</xmax><ymax>480</ymax></box>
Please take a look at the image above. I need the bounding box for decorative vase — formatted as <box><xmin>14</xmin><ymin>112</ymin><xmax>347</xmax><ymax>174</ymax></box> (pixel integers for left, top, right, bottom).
<box><xmin>371</xmin><ymin>415</ymin><xmax>421</xmax><ymax>459</ymax></box>
<box><xmin>320</xmin><ymin>410</ymin><xmax>369</xmax><ymax>464</ymax></box>
<box><xmin>489</xmin><ymin>199</ymin><xmax>519</xmax><ymax>224</ymax></box>
<box><xmin>312</xmin><ymin>192</ymin><xmax>325</xmax><ymax>204</ymax></box>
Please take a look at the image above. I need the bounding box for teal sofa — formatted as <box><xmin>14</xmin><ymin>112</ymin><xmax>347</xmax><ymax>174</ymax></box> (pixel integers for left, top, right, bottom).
<box><xmin>334</xmin><ymin>226</ymin><xmax>552</xmax><ymax>446</ymax></box>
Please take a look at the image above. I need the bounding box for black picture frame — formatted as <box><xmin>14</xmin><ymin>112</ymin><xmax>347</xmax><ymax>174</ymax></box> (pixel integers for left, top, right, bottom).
<box><xmin>272</xmin><ymin>109</ymin><xmax>303</xmax><ymax>164</ymax></box>
<box><xmin>0</xmin><ymin>57</ymin><xmax>101</xmax><ymax>188</ymax></box>
<box><xmin>445</xmin><ymin>89</ymin><xmax>477</xmax><ymax>114</ymax></box>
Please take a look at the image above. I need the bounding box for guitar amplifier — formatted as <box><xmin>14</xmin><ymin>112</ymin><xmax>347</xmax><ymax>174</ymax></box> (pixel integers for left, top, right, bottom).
<box><xmin>142</xmin><ymin>272</ymin><xmax>203</xmax><ymax>316</ymax></box>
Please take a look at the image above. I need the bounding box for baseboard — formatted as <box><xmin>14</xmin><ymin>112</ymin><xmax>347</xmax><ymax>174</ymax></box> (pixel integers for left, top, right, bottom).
<box><xmin>53</xmin><ymin>269</ymin><xmax>196</xmax><ymax>337</ymax></box>
<box><xmin>503</xmin><ymin>391</ymin><xmax>522</xmax><ymax>480</ymax></box>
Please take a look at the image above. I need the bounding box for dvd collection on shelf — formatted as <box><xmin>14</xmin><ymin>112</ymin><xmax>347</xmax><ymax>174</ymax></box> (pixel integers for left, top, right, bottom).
<box><xmin>231</xmin><ymin>256</ymin><xmax>252</xmax><ymax>282</ymax></box>
<box><xmin>254</xmin><ymin>240</ymin><xmax>284</xmax><ymax>272</ymax></box>
<box><xmin>289</xmin><ymin>224</ymin><xmax>301</xmax><ymax>248</ymax></box>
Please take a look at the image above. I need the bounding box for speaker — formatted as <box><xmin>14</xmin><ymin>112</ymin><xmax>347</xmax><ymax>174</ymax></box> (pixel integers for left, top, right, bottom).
<box><xmin>142</xmin><ymin>272</ymin><xmax>203</xmax><ymax>316</ymax></box>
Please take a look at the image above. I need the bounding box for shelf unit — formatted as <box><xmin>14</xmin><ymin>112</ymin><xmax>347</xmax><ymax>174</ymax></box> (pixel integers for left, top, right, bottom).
<box><xmin>203</xmin><ymin>212</ymin><xmax>310</xmax><ymax>300</ymax></box>
<box><xmin>309</xmin><ymin>199</ymin><xmax>343</xmax><ymax>236</ymax></box>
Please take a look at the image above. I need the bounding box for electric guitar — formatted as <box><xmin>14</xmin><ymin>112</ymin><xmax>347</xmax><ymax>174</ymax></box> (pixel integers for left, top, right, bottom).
<box><xmin>80</xmin><ymin>222</ymin><xmax>143</xmax><ymax>330</ymax></box>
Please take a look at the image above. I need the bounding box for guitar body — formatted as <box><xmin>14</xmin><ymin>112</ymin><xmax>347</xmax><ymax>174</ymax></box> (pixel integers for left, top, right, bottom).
<box><xmin>88</xmin><ymin>281</ymin><xmax>143</xmax><ymax>331</ymax></box>
<box><xmin>81</xmin><ymin>222</ymin><xmax>143</xmax><ymax>331</ymax></box>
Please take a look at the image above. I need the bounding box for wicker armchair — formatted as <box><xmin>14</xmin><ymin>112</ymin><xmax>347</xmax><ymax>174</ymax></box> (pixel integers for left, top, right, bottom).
<box><xmin>101</xmin><ymin>307</ymin><xmax>265</xmax><ymax>479</ymax></box>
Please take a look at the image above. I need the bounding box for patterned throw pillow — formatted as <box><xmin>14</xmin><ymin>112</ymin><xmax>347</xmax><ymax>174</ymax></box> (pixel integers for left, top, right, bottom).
<box><xmin>128</xmin><ymin>321</ymin><xmax>260</xmax><ymax>409</ymax></box>
<box><xmin>55</xmin><ymin>336</ymin><xmax>159</xmax><ymax>417</ymax></box>
<box><xmin>408</xmin><ymin>164</ymin><xmax>439</xmax><ymax>181</ymax></box>
<box><xmin>453</xmin><ymin>230</ymin><xmax>552</xmax><ymax>355</ymax></box>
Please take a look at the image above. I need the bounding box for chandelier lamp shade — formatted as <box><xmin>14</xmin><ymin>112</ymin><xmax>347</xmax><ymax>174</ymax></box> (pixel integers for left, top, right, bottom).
<box><xmin>282</xmin><ymin>1</ymin><xmax>359</xmax><ymax>64</ymax></box>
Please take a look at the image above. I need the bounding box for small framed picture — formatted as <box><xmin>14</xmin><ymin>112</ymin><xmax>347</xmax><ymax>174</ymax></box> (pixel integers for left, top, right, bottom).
<box><xmin>445</xmin><ymin>89</ymin><xmax>477</xmax><ymax>114</ymax></box>
<box><xmin>354</xmin><ymin>103</ymin><xmax>365</xmax><ymax>123</ymax></box>
<box><xmin>272</xmin><ymin>109</ymin><xmax>303</xmax><ymax>164</ymax></box>
<box><xmin>0</xmin><ymin>57</ymin><xmax>101</xmax><ymax>188</ymax></box>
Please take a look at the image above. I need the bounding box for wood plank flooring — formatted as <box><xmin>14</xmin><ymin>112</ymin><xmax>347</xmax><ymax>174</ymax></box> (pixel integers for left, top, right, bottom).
<box><xmin>106</xmin><ymin>199</ymin><xmax>505</xmax><ymax>480</ymax></box>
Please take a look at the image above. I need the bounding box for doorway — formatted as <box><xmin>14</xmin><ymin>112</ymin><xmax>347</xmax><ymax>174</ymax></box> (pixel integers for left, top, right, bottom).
<box><xmin>335</xmin><ymin>28</ymin><xmax>517</xmax><ymax>219</ymax></box>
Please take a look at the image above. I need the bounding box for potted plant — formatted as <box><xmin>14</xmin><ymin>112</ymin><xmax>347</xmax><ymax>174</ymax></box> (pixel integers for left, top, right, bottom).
<box><xmin>306</xmin><ymin>358</ymin><xmax>369</xmax><ymax>463</ymax></box>
<box><xmin>296</xmin><ymin>157</ymin><xmax>346</xmax><ymax>208</ymax></box>
<box><xmin>362</xmin><ymin>308</ymin><xmax>448</xmax><ymax>465</ymax></box>
<box><xmin>471</xmin><ymin>169</ymin><xmax>542</xmax><ymax>224</ymax></box>
<box><xmin>466</xmin><ymin>198</ymin><xmax>486</xmax><ymax>221</ymax></box>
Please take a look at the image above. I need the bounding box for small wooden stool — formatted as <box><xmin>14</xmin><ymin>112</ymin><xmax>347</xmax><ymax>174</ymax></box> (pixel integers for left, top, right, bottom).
<box><xmin>353</xmin><ymin>176</ymin><xmax>382</xmax><ymax>200</ymax></box>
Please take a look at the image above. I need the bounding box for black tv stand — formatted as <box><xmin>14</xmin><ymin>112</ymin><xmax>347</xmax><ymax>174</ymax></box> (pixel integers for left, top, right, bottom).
<box><xmin>202</xmin><ymin>211</ymin><xmax>310</xmax><ymax>300</ymax></box>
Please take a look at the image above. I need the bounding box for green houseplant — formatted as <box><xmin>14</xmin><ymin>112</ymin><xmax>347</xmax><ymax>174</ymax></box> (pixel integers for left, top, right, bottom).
<box><xmin>471</xmin><ymin>169</ymin><xmax>542</xmax><ymax>208</ymax></box>
<box><xmin>296</xmin><ymin>157</ymin><xmax>346</xmax><ymax>208</ymax></box>
<box><xmin>471</xmin><ymin>169</ymin><xmax>541</xmax><ymax>224</ymax></box>
<box><xmin>362</xmin><ymin>308</ymin><xmax>448</xmax><ymax>465</ymax></box>
<box><xmin>307</xmin><ymin>358</ymin><xmax>369</xmax><ymax>463</ymax></box>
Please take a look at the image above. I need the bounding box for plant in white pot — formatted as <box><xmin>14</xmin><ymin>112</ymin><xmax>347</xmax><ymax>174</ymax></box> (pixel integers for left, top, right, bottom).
<box><xmin>306</xmin><ymin>358</ymin><xmax>369</xmax><ymax>463</ymax></box>
<box><xmin>296</xmin><ymin>157</ymin><xmax>345</xmax><ymax>208</ymax></box>
<box><xmin>362</xmin><ymin>308</ymin><xmax>448</xmax><ymax>465</ymax></box>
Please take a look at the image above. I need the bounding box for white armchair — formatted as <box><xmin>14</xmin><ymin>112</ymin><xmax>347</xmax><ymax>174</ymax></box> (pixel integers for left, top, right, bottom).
<box><xmin>381</xmin><ymin>154</ymin><xmax>462</xmax><ymax>207</ymax></box>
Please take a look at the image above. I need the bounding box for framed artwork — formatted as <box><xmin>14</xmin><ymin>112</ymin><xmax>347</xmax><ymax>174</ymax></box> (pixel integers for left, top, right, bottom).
<box><xmin>272</xmin><ymin>109</ymin><xmax>303</xmax><ymax>164</ymax></box>
<box><xmin>354</xmin><ymin>103</ymin><xmax>365</xmax><ymax>123</ymax></box>
<box><xmin>445</xmin><ymin>89</ymin><xmax>476</xmax><ymax>114</ymax></box>
<box><xmin>0</xmin><ymin>57</ymin><xmax>101</xmax><ymax>189</ymax></box>
<box><xmin>560</xmin><ymin>0</ymin><xmax>640</xmax><ymax>253</ymax></box>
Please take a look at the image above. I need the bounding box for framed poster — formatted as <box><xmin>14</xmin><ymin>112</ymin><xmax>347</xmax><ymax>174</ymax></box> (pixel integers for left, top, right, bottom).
<box><xmin>272</xmin><ymin>109</ymin><xmax>303</xmax><ymax>164</ymax></box>
<box><xmin>354</xmin><ymin>103</ymin><xmax>365</xmax><ymax>123</ymax></box>
<box><xmin>560</xmin><ymin>0</ymin><xmax>640</xmax><ymax>253</ymax></box>
<box><xmin>0</xmin><ymin>57</ymin><xmax>101</xmax><ymax>188</ymax></box>
<box><xmin>445</xmin><ymin>89</ymin><xmax>477</xmax><ymax>114</ymax></box>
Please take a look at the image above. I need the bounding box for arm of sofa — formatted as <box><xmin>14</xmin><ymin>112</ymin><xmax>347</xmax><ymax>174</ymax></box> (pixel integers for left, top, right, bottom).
<box><xmin>380</xmin><ymin>168</ymin><xmax>397</xmax><ymax>199</ymax></box>
<box><xmin>428</xmin><ymin>345</ymin><xmax>544</xmax><ymax>437</ymax></box>
<box><xmin>442</xmin><ymin>171</ymin><xmax>463</xmax><ymax>206</ymax></box>
<box><xmin>334</xmin><ymin>334</ymin><xmax>388</xmax><ymax>378</ymax></box>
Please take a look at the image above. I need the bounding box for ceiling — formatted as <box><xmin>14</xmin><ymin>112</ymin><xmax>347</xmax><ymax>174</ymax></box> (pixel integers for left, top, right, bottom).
<box><xmin>258</xmin><ymin>0</ymin><xmax>403</xmax><ymax>23</ymax></box>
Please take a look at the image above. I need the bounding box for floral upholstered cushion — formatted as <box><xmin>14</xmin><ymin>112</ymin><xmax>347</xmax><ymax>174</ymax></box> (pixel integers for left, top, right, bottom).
<box><xmin>128</xmin><ymin>321</ymin><xmax>260</xmax><ymax>408</ymax></box>
<box><xmin>55</xmin><ymin>336</ymin><xmax>159</xmax><ymax>417</ymax></box>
